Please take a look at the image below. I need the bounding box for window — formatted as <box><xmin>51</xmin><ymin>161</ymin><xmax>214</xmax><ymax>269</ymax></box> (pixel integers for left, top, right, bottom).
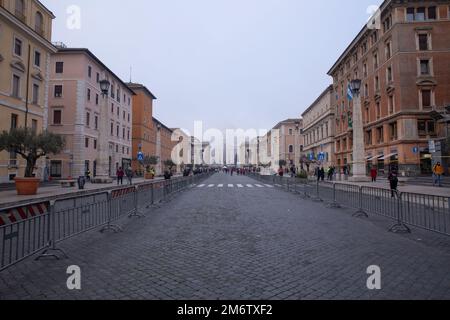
<box><xmin>116</xmin><ymin>145</ymin><xmax>119</xmax><ymax>153</ymax></box>
<box><xmin>85</xmin><ymin>137</ymin><xmax>89</xmax><ymax>148</ymax></box>
<box><xmin>110</xmin><ymin>123</ymin><xmax>113</xmax><ymax>135</ymax></box>
<box><xmin>35</xmin><ymin>12</ymin><xmax>43</xmax><ymax>35</ymax></box>
<box><xmin>418</xmin><ymin>120</ymin><xmax>436</xmax><ymax>136</ymax></box>
<box><xmin>123</xmin><ymin>110</ymin><xmax>125</xmax><ymax>120</ymax></box>
<box><xmin>289</xmin><ymin>129</ymin><xmax>293</xmax><ymax>135</ymax></box>
<box><xmin>55</xmin><ymin>62</ymin><xmax>64</xmax><ymax>73</ymax></box>
<box><xmin>12</xmin><ymin>75</ymin><xmax>20</xmax><ymax>98</ymax></box>
<box><xmin>376</xmin><ymin>127</ymin><xmax>384</xmax><ymax>144</ymax></box>
<box><xmin>11</xmin><ymin>114</ymin><xmax>18</xmax><ymax>129</ymax></box>
<box><xmin>86</xmin><ymin>112</ymin><xmax>90</xmax><ymax>127</ymax></box>
<box><xmin>373</xmin><ymin>52</ymin><xmax>379</xmax><ymax>69</ymax></box>
<box><xmin>122</xmin><ymin>128</ymin><xmax>125</xmax><ymax>139</ymax></box>
<box><xmin>421</xmin><ymin>90</ymin><xmax>432</xmax><ymax>108</ymax></box>
<box><xmin>14</xmin><ymin>38</ymin><xmax>22</xmax><ymax>56</ymax></box>
<box><xmin>53</xmin><ymin>110</ymin><xmax>62</xmax><ymax>125</ymax></box>
<box><xmin>95</xmin><ymin>94</ymin><xmax>99</xmax><ymax>105</ymax></box>
<box><xmin>383</xmin><ymin>16</ymin><xmax>392</xmax><ymax>33</ymax></box>
<box><xmin>388</xmin><ymin>95</ymin><xmax>395</xmax><ymax>114</ymax></box>
<box><xmin>428</xmin><ymin>7</ymin><xmax>436</xmax><ymax>20</ymax></box>
<box><xmin>94</xmin><ymin>115</ymin><xmax>98</xmax><ymax>130</ymax></box>
<box><xmin>54</xmin><ymin>85</ymin><xmax>63</xmax><ymax>98</ymax></box>
<box><xmin>407</xmin><ymin>8</ymin><xmax>415</xmax><ymax>22</ymax></box>
<box><xmin>117</xmin><ymin>106</ymin><xmax>119</xmax><ymax>117</ymax></box>
<box><xmin>387</xmin><ymin>66</ymin><xmax>393</xmax><ymax>82</ymax></box>
<box><xmin>366</xmin><ymin>130</ymin><xmax>372</xmax><ymax>145</ymax></box>
<box><xmin>87</xmin><ymin>88</ymin><xmax>91</xmax><ymax>101</ymax></box>
<box><xmin>389</xmin><ymin>122</ymin><xmax>398</xmax><ymax>141</ymax></box>
<box><xmin>96</xmin><ymin>73</ymin><xmax>100</xmax><ymax>83</ymax></box>
<box><xmin>364</xmin><ymin>83</ymin><xmax>369</xmax><ymax>98</ymax></box>
<box><xmin>31</xmin><ymin>119</ymin><xmax>37</xmax><ymax>134</ymax></box>
<box><xmin>111</xmin><ymin>103</ymin><xmax>114</xmax><ymax>113</ymax></box>
<box><xmin>288</xmin><ymin>145</ymin><xmax>294</xmax><ymax>153</ymax></box>
<box><xmin>385</xmin><ymin>42</ymin><xmax>392</xmax><ymax>60</ymax></box>
<box><xmin>32</xmin><ymin>84</ymin><xmax>39</xmax><ymax>104</ymax></box>
<box><xmin>34</xmin><ymin>51</ymin><xmax>41</xmax><ymax>67</ymax></box>
<box><xmin>88</xmin><ymin>66</ymin><xmax>92</xmax><ymax>78</ymax></box>
<box><xmin>111</xmin><ymin>85</ymin><xmax>115</xmax><ymax>98</ymax></box>
<box><xmin>128</xmin><ymin>113</ymin><xmax>130</xmax><ymax>122</ymax></box>
<box><xmin>365</xmin><ymin>107</ymin><xmax>369</xmax><ymax>124</ymax></box>
<box><xmin>418</xmin><ymin>34</ymin><xmax>429</xmax><ymax>51</ymax></box>
<box><xmin>94</xmin><ymin>140</ymin><xmax>97</xmax><ymax>150</ymax></box>
<box><xmin>375</xmin><ymin>76</ymin><xmax>380</xmax><ymax>91</ymax></box>
<box><xmin>376</xmin><ymin>102</ymin><xmax>381</xmax><ymax>119</ymax></box>
<box><xmin>117</xmin><ymin>89</ymin><xmax>120</xmax><ymax>102</ymax></box>
<box><xmin>420</xmin><ymin>59</ymin><xmax>430</xmax><ymax>75</ymax></box>
<box><xmin>363</xmin><ymin>63</ymin><xmax>367</xmax><ymax>77</ymax></box>
<box><xmin>116</xmin><ymin>125</ymin><xmax>119</xmax><ymax>137</ymax></box>
<box><xmin>15</xmin><ymin>0</ymin><xmax>25</xmax><ymax>22</ymax></box>
<box><xmin>416</xmin><ymin>7</ymin><xmax>426</xmax><ymax>21</ymax></box>
<box><xmin>127</xmin><ymin>129</ymin><xmax>130</xmax><ymax>140</ymax></box>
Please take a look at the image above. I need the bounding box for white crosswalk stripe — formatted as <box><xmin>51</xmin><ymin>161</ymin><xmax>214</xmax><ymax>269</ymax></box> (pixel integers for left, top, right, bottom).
<box><xmin>195</xmin><ymin>183</ymin><xmax>277</xmax><ymax>189</ymax></box>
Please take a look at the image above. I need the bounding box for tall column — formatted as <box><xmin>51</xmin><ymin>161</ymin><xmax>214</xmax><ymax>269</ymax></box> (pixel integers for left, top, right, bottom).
<box><xmin>350</xmin><ymin>91</ymin><xmax>370</xmax><ymax>182</ymax></box>
<box><xmin>92</xmin><ymin>90</ymin><xmax>113</xmax><ymax>183</ymax></box>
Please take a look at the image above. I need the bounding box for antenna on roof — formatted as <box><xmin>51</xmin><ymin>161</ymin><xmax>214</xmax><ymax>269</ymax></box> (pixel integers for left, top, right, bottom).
<box><xmin>129</xmin><ymin>66</ymin><xmax>132</xmax><ymax>83</ymax></box>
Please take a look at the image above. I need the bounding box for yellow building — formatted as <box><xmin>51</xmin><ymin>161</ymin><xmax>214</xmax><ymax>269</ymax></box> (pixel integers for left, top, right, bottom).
<box><xmin>0</xmin><ymin>0</ymin><xmax>56</xmax><ymax>182</ymax></box>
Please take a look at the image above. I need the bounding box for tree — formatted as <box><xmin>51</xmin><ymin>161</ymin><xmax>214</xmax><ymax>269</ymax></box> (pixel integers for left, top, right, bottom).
<box><xmin>142</xmin><ymin>155</ymin><xmax>159</xmax><ymax>172</ymax></box>
<box><xmin>0</xmin><ymin>128</ymin><xmax>65</xmax><ymax>178</ymax></box>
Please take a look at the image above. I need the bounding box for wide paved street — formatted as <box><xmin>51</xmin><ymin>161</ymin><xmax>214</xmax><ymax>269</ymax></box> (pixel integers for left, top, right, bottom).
<box><xmin>1</xmin><ymin>173</ymin><xmax>450</xmax><ymax>300</ymax></box>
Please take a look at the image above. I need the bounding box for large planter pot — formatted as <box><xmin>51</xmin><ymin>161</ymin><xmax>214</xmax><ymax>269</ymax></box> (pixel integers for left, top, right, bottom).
<box><xmin>14</xmin><ymin>177</ymin><xmax>40</xmax><ymax>195</ymax></box>
<box><xmin>144</xmin><ymin>173</ymin><xmax>155</xmax><ymax>180</ymax></box>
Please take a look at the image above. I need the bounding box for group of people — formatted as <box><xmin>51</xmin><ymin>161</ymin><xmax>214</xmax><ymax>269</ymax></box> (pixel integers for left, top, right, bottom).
<box><xmin>116</xmin><ymin>167</ymin><xmax>134</xmax><ymax>185</ymax></box>
<box><xmin>313</xmin><ymin>166</ymin><xmax>336</xmax><ymax>181</ymax></box>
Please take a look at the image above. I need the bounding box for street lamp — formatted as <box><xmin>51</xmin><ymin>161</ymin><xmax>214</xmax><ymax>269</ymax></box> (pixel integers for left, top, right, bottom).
<box><xmin>99</xmin><ymin>79</ymin><xmax>110</xmax><ymax>97</ymax></box>
<box><xmin>91</xmin><ymin>76</ymin><xmax>113</xmax><ymax>183</ymax></box>
<box><xmin>349</xmin><ymin>79</ymin><xmax>370</xmax><ymax>182</ymax></box>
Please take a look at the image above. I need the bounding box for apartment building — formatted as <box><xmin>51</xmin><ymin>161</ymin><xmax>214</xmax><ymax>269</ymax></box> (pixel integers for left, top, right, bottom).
<box><xmin>302</xmin><ymin>85</ymin><xmax>335</xmax><ymax>170</ymax></box>
<box><xmin>0</xmin><ymin>0</ymin><xmax>56</xmax><ymax>182</ymax></box>
<box><xmin>47</xmin><ymin>47</ymin><xmax>134</xmax><ymax>179</ymax></box>
<box><xmin>328</xmin><ymin>0</ymin><xmax>450</xmax><ymax>176</ymax></box>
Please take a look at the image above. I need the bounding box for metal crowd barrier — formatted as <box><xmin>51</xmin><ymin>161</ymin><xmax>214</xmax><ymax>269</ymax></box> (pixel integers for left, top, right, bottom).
<box><xmin>0</xmin><ymin>172</ymin><xmax>212</xmax><ymax>272</ymax></box>
<box><xmin>248</xmin><ymin>173</ymin><xmax>450</xmax><ymax>237</ymax></box>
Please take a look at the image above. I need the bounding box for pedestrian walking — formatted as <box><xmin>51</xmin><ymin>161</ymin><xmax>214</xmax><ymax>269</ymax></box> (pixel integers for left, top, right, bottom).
<box><xmin>388</xmin><ymin>170</ymin><xmax>399</xmax><ymax>198</ymax></box>
<box><xmin>116</xmin><ymin>167</ymin><xmax>124</xmax><ymax>185</ymax></box>
<box><xmin>278</xmin><ymin>167</ymin><xmax>284</xmax><ymax>177</ymax></box>
<box><xmin>370</xmin><ymin>167</ymin><xmax>378</xmax><ymax>182</ymax></box>
<box><xmin>433</xmin><ymin>162</ymin><xmax>444</xmax><ymax>187</ymax></box>
<box><xmin>125</xmin><ymin>167</ymin><xmax>133</xmax><ymax>185</ymax></box>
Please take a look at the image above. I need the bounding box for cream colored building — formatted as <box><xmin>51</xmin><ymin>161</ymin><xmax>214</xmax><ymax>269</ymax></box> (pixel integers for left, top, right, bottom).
<box><xmin>0</xmin><ymin>0</ymin><xmax>56</xmax><ymax>182</ymax></box>
<box><xmin>272</xmin><ymin>119</ymin><xmax>303</xmax><ymax>170</ymax></box>
<box><xmin>302</xmin><ymin>85</ymin><xmax>335</xmax><ymax>171</ymax></box>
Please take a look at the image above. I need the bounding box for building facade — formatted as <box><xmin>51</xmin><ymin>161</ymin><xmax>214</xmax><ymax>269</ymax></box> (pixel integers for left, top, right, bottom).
<box><xmin>302</xmin><ymin>85</ymin><xmax>335</xmax><ymax>171</ymax></box>
<box><xmin>128</xmin><ymin>83</ymin><xmax>157</xmax><ymax>174</ymax></box>
<box><xmin>47</xmin><ymin>48</ymin><xmax>134</xmax><ymax>179</ymax></box>
<box><xmin>328</xmin><ymin>0</ymin><xmax>450</xmax><ymax>176</ymax></box>
<box><xmin>273</xmin><ymin>119</ymin><xmax>303</xmax><ymax>170</ymax></box>
<box><xmin>0</xmin><ymin>0</ymin><xmax>56</xmax><ymax>182</ymax></box>
<box><xmin>153</xmin><ymin>117</ymin><xmax>175</xmax><ymax>175</ymax></box>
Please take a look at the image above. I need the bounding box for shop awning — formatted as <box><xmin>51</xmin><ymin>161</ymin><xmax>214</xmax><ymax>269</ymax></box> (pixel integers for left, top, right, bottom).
<box><xmin>368</xmin><ymin>154</ymin><xmax>383</xmax><ymax>161</ymax></box>
<box><xmin>380</xmin><ymin>152</ymin><xmax>398</xmax><ymax>160</ymax></box>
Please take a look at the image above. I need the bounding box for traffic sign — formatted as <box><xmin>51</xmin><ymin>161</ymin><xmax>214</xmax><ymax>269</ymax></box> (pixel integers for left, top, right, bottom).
<box><xmin>137</xmin><ymin>151</ymin><xmax>144</xmax><ymax>161</ymax></box>
<box><xmin>412</xmin><ymin>147</ymin><xmax>419</xmax><ymax>154</ymax></box>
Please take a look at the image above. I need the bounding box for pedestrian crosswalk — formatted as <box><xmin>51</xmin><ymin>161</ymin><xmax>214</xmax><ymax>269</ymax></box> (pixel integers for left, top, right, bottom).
<box><xmin>194</xmin><ymin>183</ymin><xmax>278</xmax><ymax>189</ymax></box>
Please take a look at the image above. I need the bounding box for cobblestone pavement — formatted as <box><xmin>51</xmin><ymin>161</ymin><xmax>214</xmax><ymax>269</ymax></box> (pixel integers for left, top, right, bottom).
<box><xmin>1</xmin><ymin>173</ymin><xmax>450</xmax><ymax>300</ymax></box>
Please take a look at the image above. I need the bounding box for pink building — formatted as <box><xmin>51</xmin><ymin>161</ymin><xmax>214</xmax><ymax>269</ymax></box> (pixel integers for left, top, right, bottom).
<box><xmin>47</xmin><ymin>47</ymin><xmax>134</xmax><ymax>179</ymax></box>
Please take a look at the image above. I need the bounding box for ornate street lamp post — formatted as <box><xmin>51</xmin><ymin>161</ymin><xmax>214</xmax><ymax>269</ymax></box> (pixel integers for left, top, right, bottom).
<box><xmin>92</xmin><ymin>77</ymin><xmax>113</xmax><ymax>183</ymax></box>
<box><xmin>349</xmin><ymin>79</ymin><xmax>370</xmax><ymax>182</ymax></box>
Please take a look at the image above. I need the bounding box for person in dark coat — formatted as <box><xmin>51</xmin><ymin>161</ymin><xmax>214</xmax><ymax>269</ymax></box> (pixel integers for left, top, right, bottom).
<box><xmin>388</xmin><ymin>170</ymin><xmax>399</xmax><ymax>198</ymax></box>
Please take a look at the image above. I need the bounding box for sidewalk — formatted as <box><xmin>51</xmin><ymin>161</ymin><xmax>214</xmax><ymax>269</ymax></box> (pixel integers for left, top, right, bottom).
<box><xmin>0</xmin><ymin>176</ymin><xmax>180</xmax><ymax>209</ymax></box>
<box><xmin>318</xmin><ymin>177</ymin><xmax>450</xmax><ymax>197</ymax></box>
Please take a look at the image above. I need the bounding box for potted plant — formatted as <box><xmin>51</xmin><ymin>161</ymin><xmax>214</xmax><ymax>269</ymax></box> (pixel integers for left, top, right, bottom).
<box><xmin>0</xmin><ymin>128</ymin><xmax>65</xmax><ymax>195</ymax></box>
<box><xmin>142</xmin><ymin>155</ymin><xmax>158</xmax><ymax>179</ymax></box>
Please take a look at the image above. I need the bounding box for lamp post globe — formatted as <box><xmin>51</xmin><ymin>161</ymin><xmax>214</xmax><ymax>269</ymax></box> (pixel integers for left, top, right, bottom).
<box><xmin>100</xmin><ymin>79</ymin><xmax>110</xmax><ymax>96</ymax></box>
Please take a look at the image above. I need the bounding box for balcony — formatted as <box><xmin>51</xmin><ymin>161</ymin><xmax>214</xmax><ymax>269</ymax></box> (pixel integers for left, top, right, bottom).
<box><xmin>15</xmin><ymin>10</ymin><xmax>26</xmax><ymax>23</ymax></box>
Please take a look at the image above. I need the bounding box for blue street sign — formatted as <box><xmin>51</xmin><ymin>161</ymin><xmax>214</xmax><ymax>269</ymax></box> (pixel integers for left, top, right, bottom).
<box><xmin>318</xmin><ymin>152</ymin><xmax>325</xmax><ymax>161</ymax></box>
<box><xmin>137</xmin><ymin>151</ymin><xmax>144</xmax><ymax>161</ymax></box>
<box><xmin>412</xmin><ymin>147</ymin><xmax>419</xmax><ymax>154</ymax></box>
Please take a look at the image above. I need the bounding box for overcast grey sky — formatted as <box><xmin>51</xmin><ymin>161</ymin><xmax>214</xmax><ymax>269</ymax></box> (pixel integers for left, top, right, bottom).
<box><xmin>41</xmin><ymin>0</ymin><xmax>382</xmax><ymax>133</ymax></box>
